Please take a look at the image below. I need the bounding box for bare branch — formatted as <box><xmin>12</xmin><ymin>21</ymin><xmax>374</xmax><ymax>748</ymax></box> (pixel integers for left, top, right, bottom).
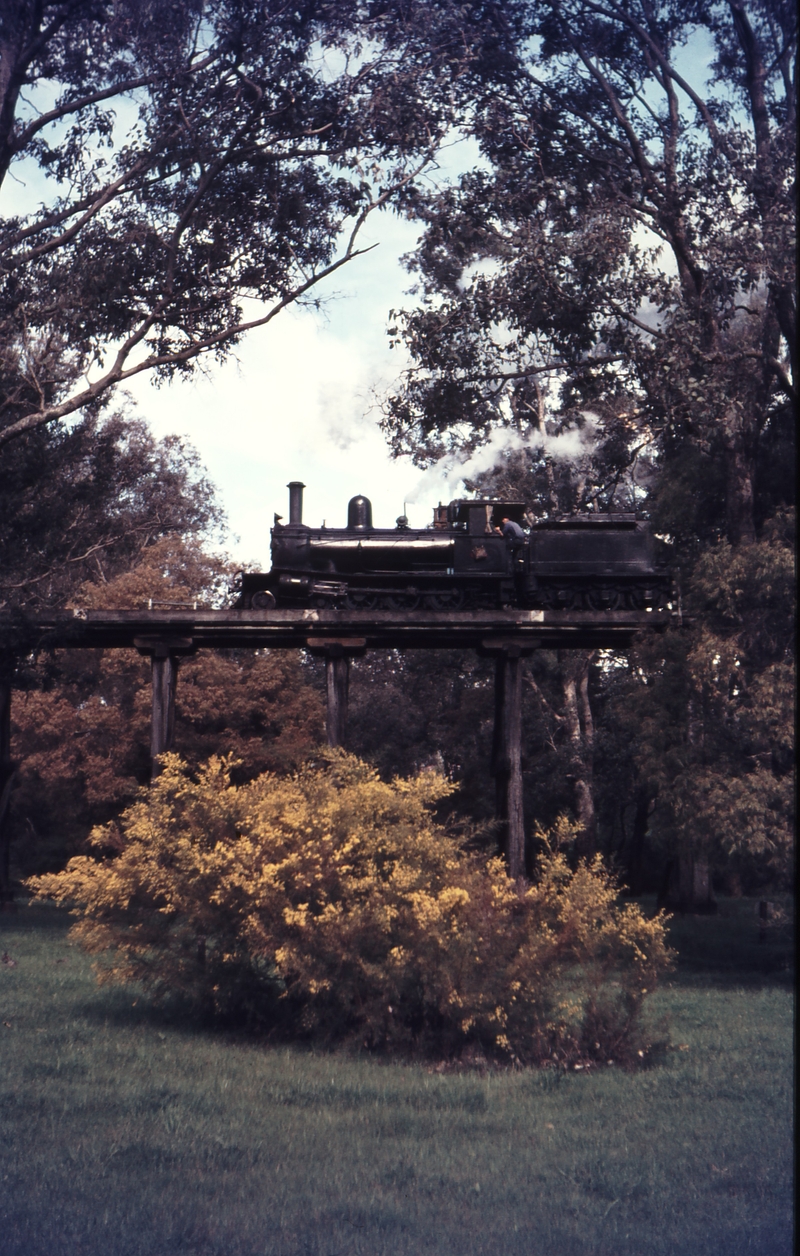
<box><xmin>523</xmin><ymin>667</ymin><xmax>565</xmax><ymax>725</ymax></box>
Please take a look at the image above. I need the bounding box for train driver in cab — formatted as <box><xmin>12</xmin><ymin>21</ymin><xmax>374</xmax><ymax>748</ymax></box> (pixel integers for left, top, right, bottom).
<box><xmin>496</xmin><ymin>515</ymin><xmax>525</xmax><ymax>542</ymax></box>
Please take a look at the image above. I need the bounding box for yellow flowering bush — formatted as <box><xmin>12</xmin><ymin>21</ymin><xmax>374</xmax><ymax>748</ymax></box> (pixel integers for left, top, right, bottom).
<box><xmin>27</xmin><ymin>752</ymin><xmax>673</xmax><ymax>1064</ymax></box>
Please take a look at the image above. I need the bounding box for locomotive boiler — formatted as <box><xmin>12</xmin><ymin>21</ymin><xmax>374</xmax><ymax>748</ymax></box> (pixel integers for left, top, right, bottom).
<box><xmin>235</xmin><ymin>481</ymin><xmax>669</xmax><ymax>612</ymax></box>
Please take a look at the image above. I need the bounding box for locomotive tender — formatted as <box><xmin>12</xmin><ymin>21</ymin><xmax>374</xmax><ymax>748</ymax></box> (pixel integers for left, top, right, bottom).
<box><xmin>236</xmin><ymin>481</ymin><xmax>668</xmax><ymax>613</ymax></box>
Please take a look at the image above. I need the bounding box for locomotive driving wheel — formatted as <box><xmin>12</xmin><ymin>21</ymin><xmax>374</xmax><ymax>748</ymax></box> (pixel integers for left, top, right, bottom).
<box><xmin>626</xmin><ymin>582</ymin><xmax>657</xmax><ymax>610</ymax></box>
<box><xmin>534</xmin><ymin>584</ymin><xmax>569</xmax><ymax>610</ymax></box>
<box><xmin>384</xmin><ymin>592</ymin><xmax>420</xmax><ymax>610</ymax></box>
<box><xmin>586</xmin><ymin>586</ymin><xmax>621</xmax><ymax>611</ymax></box>
<box><xmin>425</xmin><ymin>588</ymin><xmax>464</xmax><ymax>611</ymax></box>
<box><xmin>345</xmin><ymin>590</ymin><xmax>378</xmax><ymax>610</ymax></box>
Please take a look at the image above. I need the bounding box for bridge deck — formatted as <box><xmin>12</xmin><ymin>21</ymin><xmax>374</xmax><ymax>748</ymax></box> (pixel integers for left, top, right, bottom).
<box><xmin>14</xmin><ymin>605</ymin><xmax>671</xmax><ymax>652</ymax></box>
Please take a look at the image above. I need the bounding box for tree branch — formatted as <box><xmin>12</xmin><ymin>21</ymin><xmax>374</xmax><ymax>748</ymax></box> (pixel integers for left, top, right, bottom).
<box><xmin>566</xmin><ymin>32</ymin><xmax>659</xmax><ymax>194</ymax></box>
<box><xmin>6</xmin><ymin>46</ymin><xmax>223</xmax><ymax>167</ymax></box>
<box><xmin>0</xmin><ymin>234</ymin><xmax>383</xmax><ymax>450</ymax></box>
<box><xmin>589</xmin><ymin>0</ymin><xmax>727</xmax><ymax>150</ymax></box>
<box><xmin>7</xmin><ymin>150</ymin><xmax>159</xmax><ymax>268</ymax></box>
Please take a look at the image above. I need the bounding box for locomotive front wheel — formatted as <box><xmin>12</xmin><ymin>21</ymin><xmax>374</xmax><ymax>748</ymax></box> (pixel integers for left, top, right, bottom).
<box><xmin>251</xmin><ymin>590</ymin><xmax>277</xmax><ymax>610</ymax></box>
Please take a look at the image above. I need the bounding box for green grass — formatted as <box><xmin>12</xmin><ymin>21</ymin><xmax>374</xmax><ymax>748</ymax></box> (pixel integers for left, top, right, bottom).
<box><xmin>0</xmin><ymin>900</ymin><xmax>793</xmax><ymax>1256</ymax></box>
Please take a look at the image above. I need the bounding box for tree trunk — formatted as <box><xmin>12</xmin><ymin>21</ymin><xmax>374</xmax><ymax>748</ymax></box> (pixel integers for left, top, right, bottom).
<box><xmin>659</xmin><ymin>843</ymin><xmax>716</xmax><ymax>915</ymax></box>
<box><xmin>559</xmin><ymin>650</ymin><xmax>597</xmax><ymax>858</ymax></box>
<box><xmin>0</xmin><ymin>664</ymin><xmax>14</xmax><ymax>906</ymax></box>
<box><xmin>626</xmin><ymin>788</ymin><xmax>653</xmax><ymax>896</ymax></box>
<box><xmin>723</xmin><ymin>408</ymin><xmax>756</xmax><ymax>546</ymax></box>
<box><xmin>672</xmin><ymin>692</ymin><xmax>717</xmax><ymax>913</ymax></box>
<box><xmin>677</xmin><ymin>846</ymin><xmax>717</xmax><ymax>915</ymax></box>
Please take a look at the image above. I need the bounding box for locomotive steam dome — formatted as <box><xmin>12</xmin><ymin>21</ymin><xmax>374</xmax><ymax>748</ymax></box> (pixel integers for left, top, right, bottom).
<box><xmin>347</xmin><ymin>495</ymin><xmax>373</xmax><ymax>530</ymax></box>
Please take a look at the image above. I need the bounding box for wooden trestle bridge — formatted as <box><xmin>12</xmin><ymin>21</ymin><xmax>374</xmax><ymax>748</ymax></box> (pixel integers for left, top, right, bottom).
<box><xmin>0</xmin><ymin>602</ymin><xmax>670</xmax><ymax>898</ymax></box>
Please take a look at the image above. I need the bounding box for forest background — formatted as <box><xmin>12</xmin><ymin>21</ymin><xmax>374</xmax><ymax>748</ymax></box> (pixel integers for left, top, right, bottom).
<box><xmin>0</xmin><ymin>0</ymin><xmax>795</xmax><ymax>913</ymax></box>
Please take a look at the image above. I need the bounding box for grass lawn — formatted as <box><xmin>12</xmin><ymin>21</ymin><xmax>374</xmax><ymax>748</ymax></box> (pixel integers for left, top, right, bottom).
<box><xmin>0</xmin><ymin>898</ymin><xmax>793</xmax><ymax>1256</ymax></box>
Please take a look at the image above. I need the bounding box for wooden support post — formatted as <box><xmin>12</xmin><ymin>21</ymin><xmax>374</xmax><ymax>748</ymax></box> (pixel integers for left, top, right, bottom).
<box><xmin>0</xmin><ymin>662</ymin><xmax>14</xmax><ymax>907</ymax></box>
<box><xmin>493</xmin><ymin>652</ymin><xmax>524</xmax><ymax>878</ymax></box>
<box><xmin>134</xmin><ymin>637</ymin><xmax>194</xmax><ymax>780</ymax></box>
<box><xmin>326</xmin><ymin>653</ymin><xmax>350</xmax><ymax>748</ymax></box>
<box><xmin>492</xmin><ymin>652</ymin><xmax>507</xmax><ymax>823</ymax></box>
<box><xmin>305</xmin><ymin>638</ymin><xmax>367</xmax><ymax>749</ymax></box>
<box><xmin>484</xmin><ymin>639</ymin><xmax>536</xmax><ymax>880</ymax></box>
<box><xmin>151</xmin><ymin>652</ymin><xmax>178</xmax><ymax>775</ymax></box>
<box><xmin>505</xmin><ymin>653</ymin><xmax>525</xmax><ymax>879</ymax></box>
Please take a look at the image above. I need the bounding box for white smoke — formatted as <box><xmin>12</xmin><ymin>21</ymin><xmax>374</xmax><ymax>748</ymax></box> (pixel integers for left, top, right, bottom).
<box><xmin>534</xmin><ymin>413</ymin><xmax>601</xmax><ymax>461</ymax></box>
<box><xmin>404</xmin><ymin>412</ymin><xmax>602</xmax><ymax>505</ymax></box>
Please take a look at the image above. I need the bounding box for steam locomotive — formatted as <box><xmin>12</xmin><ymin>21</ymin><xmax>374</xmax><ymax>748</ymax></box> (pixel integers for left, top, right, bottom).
<box><xmin>235</xmin><ymin>481</ymin><xmax>668</xmax><ymax>612</ymax></box>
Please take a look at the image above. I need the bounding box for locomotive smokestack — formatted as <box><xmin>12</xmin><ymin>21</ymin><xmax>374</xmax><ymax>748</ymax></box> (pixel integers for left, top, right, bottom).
<box><xmin>287</xmin><ymin>481</ymin><xmax>305</xmax><ymax>524</ymax></box>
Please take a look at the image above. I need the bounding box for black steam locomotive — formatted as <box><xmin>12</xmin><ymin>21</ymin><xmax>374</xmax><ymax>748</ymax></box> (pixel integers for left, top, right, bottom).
<box><xmin>236</xmin><ymin>482</ymin><xmax>668</xmax><ymax>612</ymax></box>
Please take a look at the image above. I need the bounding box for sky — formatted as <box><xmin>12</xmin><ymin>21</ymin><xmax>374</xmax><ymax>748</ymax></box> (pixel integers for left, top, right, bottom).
<box><xmin>124</xmin><ymin>207</ymin><xmax>449</xmax><ymax>569</ymax></box>
<box><xmin>1</xmin><ymin>100</ymin><xmax>477</xmax><ymax>573</ymax></box>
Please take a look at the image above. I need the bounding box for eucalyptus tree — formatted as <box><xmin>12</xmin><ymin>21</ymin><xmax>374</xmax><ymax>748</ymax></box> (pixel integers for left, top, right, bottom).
<box><xmin>0</xmin><ymin>0</ymin><xmax>509</xmax><ymax>897</ymax></box>
<box><xmin>385</xmin><ymin>0</ymin><xmax>795</xmax><ymax>546</ymax></box>
<box><xmin>383</xmin><ymin>0</ymin><xmax>796</xmax><ymax>898</ymax></box>
<box><xmin>0</xmin><ymin>409</ymin><xmax>223</xmax><ymax>612</ymax></box>
<box><xmin>0</xmin><ymin>0</ymin><xmax>498</xmax><ymax>451</ymax></box>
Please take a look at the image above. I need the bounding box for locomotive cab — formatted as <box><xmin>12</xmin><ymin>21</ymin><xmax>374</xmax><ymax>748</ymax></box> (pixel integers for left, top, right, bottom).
<box><xmin>447</xmin><ymin>499</ymin><xmax>526</xmax><ymax>534</ymax></box>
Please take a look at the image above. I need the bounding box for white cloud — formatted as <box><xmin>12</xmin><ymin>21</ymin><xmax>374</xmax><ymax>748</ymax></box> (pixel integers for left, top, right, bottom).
<box><xmin>124</xmin><ymin>217</ymin><xmax>450</xmax><ymax>564</ymax></box>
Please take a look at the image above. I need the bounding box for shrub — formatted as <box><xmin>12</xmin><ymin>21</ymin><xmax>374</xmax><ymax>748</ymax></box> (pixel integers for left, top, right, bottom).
<box><xmin>27</xmin><ymin>752</ymin><xmax>673</xmax><ymax>1064</ymax></box>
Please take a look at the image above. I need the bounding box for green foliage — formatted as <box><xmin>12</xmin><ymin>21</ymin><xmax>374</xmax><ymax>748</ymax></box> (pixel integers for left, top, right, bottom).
<box><xmin>27</xmin><ymin>753</ymin><xmax>672</xmax><ymax>1064</ymax></box>
<box><xmin>688</xmin><ymin>517</ymin><xmax>795</xmax><ymax>667</ymax></box>
<box><xmin>599</xmin><ymin>636</ymin><xmax>794</xmax><ymax>894</ymax></box>
<box><xmin>0</xmin><ymin>410</ymin><xmax>222</xmax><ymax>614</ymax></box>
<box><xmin>618</xmin><ymin>524</ymin><xmax>796</xmax><ymax>888</ymax></box>
<box><xmin>373</xmin><ymin>0</ymin><xmax>797</xmax><ymax>903</ymax></box>
<box><xmin>384</xmin><ymin>1</ymin><xmax>795</xmax><ymax>537</ymax></box>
